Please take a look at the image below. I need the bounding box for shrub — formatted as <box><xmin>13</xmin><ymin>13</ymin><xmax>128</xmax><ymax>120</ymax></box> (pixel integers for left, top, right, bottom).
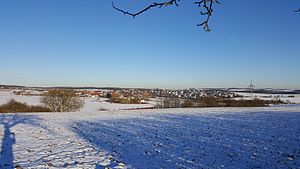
<box><xmin>196</xmin><ymin>97</ymin><xmax>221</xmax><ymax>107</ymax></box>
<box><xmin>223</xmin><ymin>99</ymin><xmax>267</xmax><ymax>107</ymax></box>
<box><xmin>179</xmin><ymin>97</ymin><xmax>284</xmax><ymax>108</ymax></box>
<box><xmin>108</xmin><ymin>94</ymin><xmax>145</xmax><ymax>104</ymax></box>
<box><xmin>0</xmin><ymin>99</ymin><xmax>51</xmax><ymax>113</ymax></box>
<box><xmin>162</xmin><ymin>98</ymin><xmax>182</xmax><ymax>108</ymax></box>
<box><xmin>182</xmin><ymin>99</ymin><xmax>194</xmax><ymax>108</ymax></box>
<box><xmin>41</xmin><ymin>89</ymin><xmax>84</xmax><ymax>112</ymax></box>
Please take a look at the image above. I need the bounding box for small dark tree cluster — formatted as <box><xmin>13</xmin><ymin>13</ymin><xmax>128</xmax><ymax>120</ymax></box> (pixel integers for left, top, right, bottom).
<box><xmin>157</xmin><ymin>97</ymin><xmax>286</xmax><ymax>108</ymax></box>
<box><xmin>182</xmin><ymin>98</ymin><xmax>286</xmax><ymax>108</ymax></box>
<box><xmin>0</xmin><ymin>99</ymin><xmax>51</xmax><ymax>113</ymax></box>
<box><xmin>163</xmin><ymin>97</ymin><xmax>181</xmax><ymax>108</ymax></box>
<box><xmin>107</xmin><ymin>92</ymin><xmax>146</xmax><ymax>104</ymax></box>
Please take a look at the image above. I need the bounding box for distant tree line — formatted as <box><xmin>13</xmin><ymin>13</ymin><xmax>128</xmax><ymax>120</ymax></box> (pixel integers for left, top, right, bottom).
<box><xmin>157</xmin><ymin>97</ymin><xmax>286</xmax><ymax>108</ymax></box>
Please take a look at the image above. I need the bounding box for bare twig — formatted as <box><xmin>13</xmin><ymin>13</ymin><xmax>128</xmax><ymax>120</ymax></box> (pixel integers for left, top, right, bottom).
<box><xmin>195</xmin><ymin>0</ymin><xmax>220</xmax><ymax>32</ymax></box>
<box><xmin>112</xmin><ymin>0</ymin><xmax>180</xmax><ymax>19</ymax></box>
<box><xmin>112</xmin><ymin>0</ymin><xmax>219</xmax><ymax>32</ymax></box>
<box><xmin>113</xmin><ymin>1</ymin><xmax>299</xmax><ymax>32</ymax></box>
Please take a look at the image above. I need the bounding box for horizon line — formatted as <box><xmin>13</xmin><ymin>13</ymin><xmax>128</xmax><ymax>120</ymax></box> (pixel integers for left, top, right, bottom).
<box><xmin>1</xmin><ymin>83</ymin><xmax>299</xmax><ymax>90</ymax></box>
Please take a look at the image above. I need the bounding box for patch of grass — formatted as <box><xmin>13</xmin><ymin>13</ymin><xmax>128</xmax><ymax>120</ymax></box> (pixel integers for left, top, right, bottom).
<box><xmin>0</xmin><ymin>99</ymin><xmax>51</xmax><ymax>113</ymax></box>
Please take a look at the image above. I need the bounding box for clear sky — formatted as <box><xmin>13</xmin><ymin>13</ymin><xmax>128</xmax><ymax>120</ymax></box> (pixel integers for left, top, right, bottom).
<box><xmin>0</xmin><ymin>0</ymin><xmax>299</xmax><ymax>89</ymax></box>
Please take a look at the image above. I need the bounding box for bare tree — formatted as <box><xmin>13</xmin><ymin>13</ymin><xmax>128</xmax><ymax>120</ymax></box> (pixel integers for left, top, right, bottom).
<box><xmin>112</xmin><ymin>0</ymin><xmax>217</xmax><ymax>32</ymax></box>
<box><xmin>41</xmin><ymin>89</ymin><xmax>84</xmax><ymax>112</ymax></box>
<box><xmin>112</xmin><ymin>0</ymin><xmax>299</xmax><ymax>32</ymax></box>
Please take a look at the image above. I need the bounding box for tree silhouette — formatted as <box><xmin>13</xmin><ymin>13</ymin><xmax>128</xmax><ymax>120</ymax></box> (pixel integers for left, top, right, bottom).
<box><xmin>112</xmin><ymin>0</ymin><xmax>219</xmax><ymax>32</ymax></box>
<box><xmin>112</xmin><ymin>0</ymin><xmax>299</xmax><ymax>32</ymax></box>
<box><xmin>41</xmin><ymin>89</ymin><xmax>84</xmax><ymax>112</ymax></box>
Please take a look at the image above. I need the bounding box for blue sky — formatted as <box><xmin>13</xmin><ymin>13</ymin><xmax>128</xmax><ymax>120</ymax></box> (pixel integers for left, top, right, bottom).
<box><xmin>0</xmin><ymin>0</ymin><xmax>299</xmax><ymax>89</ymax></box>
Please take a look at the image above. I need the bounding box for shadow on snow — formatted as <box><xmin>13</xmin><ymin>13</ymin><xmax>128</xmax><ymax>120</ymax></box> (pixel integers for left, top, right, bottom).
<box><xmin>71</xmin><ymin>111</ymin><xmax>300</xmax><ymax>169</ymax></box>
<box><xmin>0</xmin><ymin>114</ymin><xmax>45</xmax><ymax>168</ymax></box>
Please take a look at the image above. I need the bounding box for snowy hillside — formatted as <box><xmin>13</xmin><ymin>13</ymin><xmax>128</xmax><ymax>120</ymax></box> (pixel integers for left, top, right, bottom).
<box><xmin>0</xmin><ymin>106</ymin><xmax>299</xmax><ymax>168</ymax></box>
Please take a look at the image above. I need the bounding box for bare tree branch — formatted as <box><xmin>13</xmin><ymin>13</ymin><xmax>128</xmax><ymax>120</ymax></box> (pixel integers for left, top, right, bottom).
<box><xmin>112</xmin><ymin>0</ymin><xmax>219</xmax><ymax>32</ymax></box>
<box><xmin>195</xmin><ymin>0</ymin><xmax>220</xmax><ymax>32</ymax></box>
<box><xmin>112</xmin><ymin>1</ymin><xmax>298</xmax><ymax>32</ymax></box>
<box><xmin>112</xmin><ymin>0</ymin><xmax>180</xmax><ymax>19</ymax></box>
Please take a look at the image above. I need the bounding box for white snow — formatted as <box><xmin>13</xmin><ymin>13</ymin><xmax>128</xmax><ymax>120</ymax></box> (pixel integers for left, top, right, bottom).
<box><xmin>0</xmin><ymin>90</ymin><xmax>42</xmax><ymax>106</ymax></box>
<box><xmin>0</xmin><ymin>90</ymin><xmax>155</xmax><ymax>111</ymax></box>
<box><xmin>0</xmin><ymin>106</ymin><xmax>300</xmax><ymax>168</ymax></box>
<box><xmin>82</xmin><ymin>98</ymin><xmax>154</xmax><ymax>112</ymax></box>
<box><xmin>0</xmin><ymin>90</ymin><xmax>300</xmax><ymax>168</ymax></box>
<box><xmin>234</xmin><ymin>92</ymin><xmax>300</xmax><ymax>103</ymax></box>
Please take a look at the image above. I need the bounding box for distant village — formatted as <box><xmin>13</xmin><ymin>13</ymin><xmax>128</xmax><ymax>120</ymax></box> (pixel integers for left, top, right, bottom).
<box><xmin>1</xmin><ymin>84</ymin><xmax>299</xmax><ymax>107</ymax></box>
<box><xmin>5</xmin><ymin>86</ymin><xmax>238</xmax><ymax>104</ymax></box>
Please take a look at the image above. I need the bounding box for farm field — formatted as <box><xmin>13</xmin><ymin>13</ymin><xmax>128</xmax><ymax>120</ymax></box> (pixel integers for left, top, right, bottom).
<box><xmin>0</xmin><ymin>105</ymin><xmax>299</xmax><ymax>168</ymax></box>
<box><xmin>233</xmin><ymin>92</ymin><xmax>300</xmax><ymax>104</ymax></box>
<box><xmin>1</xmin><ymin>0</ymin><xmax>299</xmax><ymax>168</ymax></box>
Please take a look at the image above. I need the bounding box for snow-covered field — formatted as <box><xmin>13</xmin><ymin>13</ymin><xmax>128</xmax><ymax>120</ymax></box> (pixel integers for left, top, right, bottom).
<box><xmin>0</xmin><ymin>90</ymin><xmax>155</xmax><ymax>111</ymax></box>
<box><xmin>82</xmin><ymin>98</ymin><xmax>154</xmax><ymax>112</ymax></box>
<box><xmin>234</xmin><ymin>92</ymin><xmax>300</xmax><ymax>104</ymax></box>
<box><xmin>0</xmin><ymin>106</ymin><xmax>299</xmax><ymax>168</ymax></box>
<box><xmin>0</xmin><ymin>90</ymin><xmax>42</xmax><ymax>106</ymax></box>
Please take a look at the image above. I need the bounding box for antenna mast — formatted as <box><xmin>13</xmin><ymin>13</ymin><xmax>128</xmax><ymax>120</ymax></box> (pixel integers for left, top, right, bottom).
<box><xmin>249</xmin><ymin>80</ymin><xmax>255</xmax><ymax>99</ymax></box>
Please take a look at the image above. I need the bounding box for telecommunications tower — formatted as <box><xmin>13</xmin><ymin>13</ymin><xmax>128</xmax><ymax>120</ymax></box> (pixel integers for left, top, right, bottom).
<box><xmin>249</xmin><ymin>80</ymin><xmax>255</xmax><ymax>99</ymax></box>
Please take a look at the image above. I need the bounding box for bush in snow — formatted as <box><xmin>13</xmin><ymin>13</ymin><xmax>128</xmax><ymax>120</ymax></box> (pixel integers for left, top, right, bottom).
<box><xmin>0</xmin><ymin>99</ymin><xmax>51</xmax><ymax>113</ymax></box>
